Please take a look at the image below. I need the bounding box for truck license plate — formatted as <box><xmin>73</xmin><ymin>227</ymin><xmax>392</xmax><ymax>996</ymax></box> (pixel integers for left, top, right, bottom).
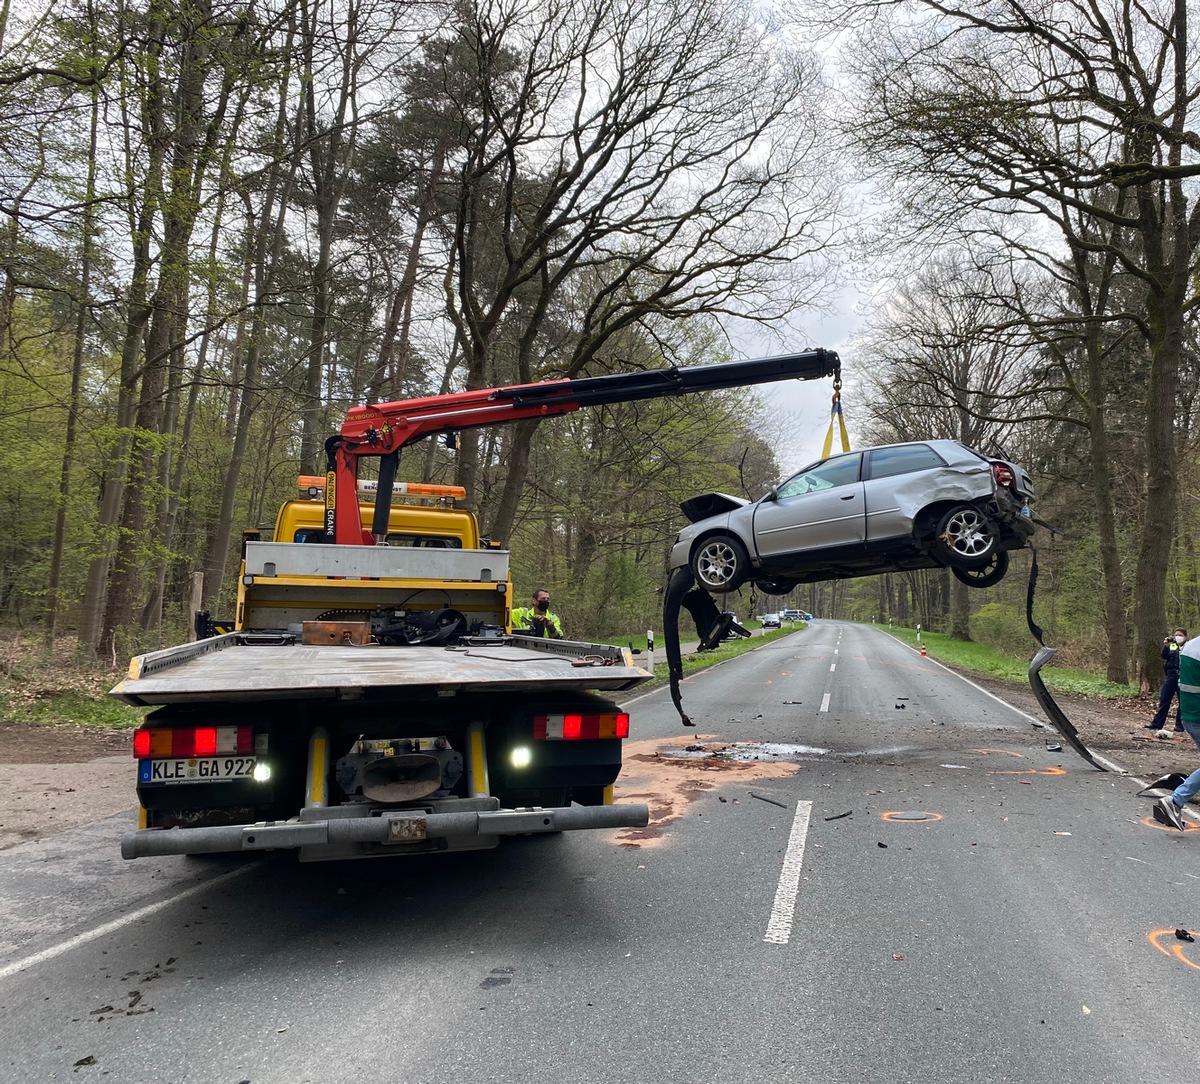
<box><xmin>139</xmin><ymin>757</ymin><xmax>256</xmax><ymax>784</ymax></box>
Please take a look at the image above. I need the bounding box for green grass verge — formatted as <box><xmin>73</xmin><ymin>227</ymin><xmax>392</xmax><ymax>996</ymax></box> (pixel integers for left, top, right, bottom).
<box><xmin>876</xmin><ymin>625</ymin><xmax>1138</xmax><ymax>699</ymax></box>
<box><xmin>0</xmin><ymin>688</ymin><xmax>147</xmax><ymax>730</ymax></box>
<box><xmin>606</xmin><ymin>621</ymin><xmax>803</xmax><ymax>692</ymax></box>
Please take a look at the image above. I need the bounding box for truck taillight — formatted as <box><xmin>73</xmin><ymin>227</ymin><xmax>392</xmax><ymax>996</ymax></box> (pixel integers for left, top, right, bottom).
<box><xmin>133</xmin><ymin>725</ymin><xmax>254</xmax><ymax>759</ymax></box>
<box><xmin>532</xmin><ymin>713</ymin><xmax>629</xmax><ymax>740</ymax></box>
<box><xmin>992</xmin><ymin>463</ymin><xmax>1015</xmax><ymax>488</ymax></box>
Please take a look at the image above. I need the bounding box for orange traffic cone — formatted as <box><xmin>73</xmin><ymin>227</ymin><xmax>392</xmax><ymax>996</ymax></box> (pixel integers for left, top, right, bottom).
<box><xmin>920</xmin><ymin>643</ymin><xmax>927</xmax><ymax>656</ymax></box>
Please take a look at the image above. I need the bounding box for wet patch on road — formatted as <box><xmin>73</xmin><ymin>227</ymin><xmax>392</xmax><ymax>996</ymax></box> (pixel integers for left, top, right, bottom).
<box><xmin>611</xmin><ymin>736</ymin><xmax>799</xmax><ymax>848</ymax></box>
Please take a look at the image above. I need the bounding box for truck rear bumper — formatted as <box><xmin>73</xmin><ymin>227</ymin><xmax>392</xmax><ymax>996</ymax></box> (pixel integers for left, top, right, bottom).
<box><xmin>120</xmin><ymin>802</ymin><xmax>650</xmax><ymax>859</ymax></box>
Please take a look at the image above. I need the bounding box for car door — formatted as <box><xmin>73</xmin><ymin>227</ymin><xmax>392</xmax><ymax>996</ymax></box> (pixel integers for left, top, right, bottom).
<box><xmin>751</xmin><ymin>452</ymin><xmax>865</xmax><ymax>559</ymax></box>
<box><xmin>861</xmin><ymin>443</ymin><xmax>950</xmax><ymax>542</ymax></box>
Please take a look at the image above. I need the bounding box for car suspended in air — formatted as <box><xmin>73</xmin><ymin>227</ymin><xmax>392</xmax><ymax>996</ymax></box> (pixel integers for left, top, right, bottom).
<box><xmin>670</xmin><ymin>439</ymin><xmax>1035</xmax><ymax>595</ymax></box>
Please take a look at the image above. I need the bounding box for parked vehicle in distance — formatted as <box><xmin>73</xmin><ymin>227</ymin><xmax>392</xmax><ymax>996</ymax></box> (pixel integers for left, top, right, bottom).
<box><xmin>760</xmin><ymin>613</ymin><xmax>782</xmax><ymax>629</ymax></box>
<box><xmin>671</xmin><ymin>440</ymin><xmax>1035</xmax><ymax>595</ymax></box>
<box><xmin>780</xmin><ymin>608</ymin><xmax>806</xmax><ymax>621</ymax></box>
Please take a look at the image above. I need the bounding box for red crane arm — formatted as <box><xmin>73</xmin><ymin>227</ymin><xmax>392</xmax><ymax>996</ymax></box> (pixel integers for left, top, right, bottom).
<box><xmin>325</xmin><ymin>350</ymin><xmax>841</xmax><ymax>544</ymax></box>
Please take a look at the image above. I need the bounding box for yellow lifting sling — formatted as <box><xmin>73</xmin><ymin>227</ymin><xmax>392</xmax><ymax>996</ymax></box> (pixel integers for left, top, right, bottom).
<box><xmin>821</xmin><ymin>378</ymin><xmax>850</xmax><ymax>458</ymax></box>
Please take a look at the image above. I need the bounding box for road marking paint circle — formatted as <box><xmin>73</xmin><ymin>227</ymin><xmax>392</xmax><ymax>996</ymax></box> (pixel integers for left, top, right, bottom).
<box><xmin>881</xmin><ymin>811</ymin><xmax>944</xmax><ymax>822</ymax></box>
<box><xmin>988</xmin><ymin>766</ymin><xmax>1067</xmax><ymax>776</ymax></box>
<box><xmin>1141</xmin><ymin>815</ymin><xmax>1200</xmax><ymax>833</ymax></box>
<box><xmin>1149</xmin><ymin>929</ymin><xmax>1200</xmax><ymax>970</ymax></box>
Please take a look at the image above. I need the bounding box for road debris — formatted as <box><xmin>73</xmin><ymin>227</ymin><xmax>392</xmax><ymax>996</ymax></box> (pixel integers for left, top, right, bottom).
<box><xmin>891</xmin><ymin>953</ymin><xmax>904</xmax><ymax>961</ymax></box>
<box><xmin>750</xmin><ymin>792</ymin><xmax>787</xmax><ymax>808</ymax></box>
<box><xmin>74</xmin><ymin>1055</ymin><xmax>97</xmax><ymax>1067</ymax></box>
<box><xmin>877</xmin><ymin>841</ymin><xmax>888</xmax><ymax>848</ymax></box>
<box><xmin>1175</xmin><ymin>929</ymin><xmax>1195</xmax><ymax>942</ymax></box>
<box><xmin>824</xmin><ymin>810</ymin><xmax>852</xmax><ymax>821</ymax></box>
<box><xmin>1046</xmin><ymin>743</ymin><xmax>1063</xmax><ymax>752</ymax></box>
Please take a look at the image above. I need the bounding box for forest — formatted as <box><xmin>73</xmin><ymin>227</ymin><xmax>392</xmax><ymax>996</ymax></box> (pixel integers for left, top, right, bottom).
<box><xmin>0</xmin><ymin>0</ymin><xmax>1196</xmax><ymax>691</ymax></box>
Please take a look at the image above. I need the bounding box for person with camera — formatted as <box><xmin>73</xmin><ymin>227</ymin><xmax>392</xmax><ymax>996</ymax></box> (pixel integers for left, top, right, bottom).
<box><xmin>1149</xmin><ymin>627</ymin><xmax>1188</xmax><ymax>736</ymax></box>
<box><xmin>512</xmin><ymin>588</ymin><xmax>564</xmax><ymax>639</ymax></box>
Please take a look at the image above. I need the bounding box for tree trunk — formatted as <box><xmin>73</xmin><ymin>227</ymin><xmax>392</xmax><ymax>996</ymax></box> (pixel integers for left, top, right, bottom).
<box><xmin>44</xmin><ymin>58</ymin><xmax>100</xmax><ymax>648</ymax></box>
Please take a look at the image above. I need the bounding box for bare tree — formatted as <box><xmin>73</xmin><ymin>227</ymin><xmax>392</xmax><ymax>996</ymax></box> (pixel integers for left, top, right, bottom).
<box><xmin>857</xmin><ymin>254</ymin><xmax>1040</xmax><ymax>639</ymax></box>
<box><xmin>395</xmin><ymin>0</ymin><xmax>843</xmax><ymax>536</ymax></box>
<box><xmin>830</xmin><ymin>0</ymin><xmax>1200</xmax><ymax>688</ymax></box>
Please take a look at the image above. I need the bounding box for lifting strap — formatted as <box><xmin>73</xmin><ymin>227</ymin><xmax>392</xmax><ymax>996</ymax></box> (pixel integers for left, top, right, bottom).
<box><xmin>821</xmin><ymin>379</ymin><xmax>850</xmax><ymax>458</ymax></box>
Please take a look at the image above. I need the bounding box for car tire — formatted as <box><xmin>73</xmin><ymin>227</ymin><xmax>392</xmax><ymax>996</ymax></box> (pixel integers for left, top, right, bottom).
<box><xmin>951</xmin><ymin>549</ymin><xmax>1009</xmax><ymax>588</ymax></box>
<box><xmin>754</xmin><ymin>577</ymin><xmax>797</xmax><ymax>596</ymax></box>
<box><xmin>692</xmin><ymin>534</ymin><xmax>750</xmax><ymax>592</ymax></box>
<box><xmin>934</xmin><ymin>504</ymin><xmax>999</xmax><ymax>566</ymax></box>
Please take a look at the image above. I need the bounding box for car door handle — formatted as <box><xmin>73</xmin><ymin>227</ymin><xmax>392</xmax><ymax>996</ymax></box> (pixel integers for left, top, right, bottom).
<box><xmin>840</xmin><ymin>494</ymin><xmax>856</xmax><ymax>501</ymax></box>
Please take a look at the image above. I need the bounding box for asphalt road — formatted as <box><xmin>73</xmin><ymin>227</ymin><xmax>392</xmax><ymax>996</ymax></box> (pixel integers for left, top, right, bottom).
<box><xmin>1</xmin><ymin>621</ymin><xmax>1195</xmax><ymax>1083</ymax></box>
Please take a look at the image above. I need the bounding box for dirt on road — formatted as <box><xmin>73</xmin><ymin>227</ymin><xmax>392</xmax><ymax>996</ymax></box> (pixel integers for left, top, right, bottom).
<box><xmin>0</xmin><ymin>677</ymin><xmax>1190</xmax><ymax>851</ymax></box>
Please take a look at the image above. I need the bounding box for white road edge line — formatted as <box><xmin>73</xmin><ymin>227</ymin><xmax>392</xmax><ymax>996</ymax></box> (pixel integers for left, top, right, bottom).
<box><xmin>0</xmin><ymin>864</ymin><xmax>256</xmax><ymax>983</ymax></box>
<box><xmin>763</xmin><ymin>800</ymin><xmax>814</xmax><ymax>945</ymax></box>
<box><xmin>819</xmin><ymin>693</ymin><xmax>831</xmax><ymax>713</ymax></box>
<box><xmin>907</xmin><ymin>639</ymin><xmax>1128</xmax><ymax>775</ymax></box>
<box><xmin>829</xmin><ymin>663</ymin><xmax>836</xmax><ymax>672</ymax></box>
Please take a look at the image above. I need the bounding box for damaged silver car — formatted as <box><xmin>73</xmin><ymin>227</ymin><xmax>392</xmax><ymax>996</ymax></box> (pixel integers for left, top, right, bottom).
<box><xmin>670</xmin><ymin>440</ymin><xmax>1035</xmax><ymax>594</ymax></box>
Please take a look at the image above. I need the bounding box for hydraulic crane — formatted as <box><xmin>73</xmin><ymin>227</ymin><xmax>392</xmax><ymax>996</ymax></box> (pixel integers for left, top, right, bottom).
<box><xmin>322</xmin><ymin>350</ymin><xmax>841</xmax><ymax>546</ymax></box>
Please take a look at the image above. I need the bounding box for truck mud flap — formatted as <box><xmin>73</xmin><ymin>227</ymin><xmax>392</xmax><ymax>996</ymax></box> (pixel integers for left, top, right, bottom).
<box><xmin>121</xmin><ymin>802</ymin><xmax>650</xmax><ymax>859</ymax></box>
<box><xmin>1025</xmin><ymin>547</ymin><xmax>1107</xmax><ymax>772</ymax></box>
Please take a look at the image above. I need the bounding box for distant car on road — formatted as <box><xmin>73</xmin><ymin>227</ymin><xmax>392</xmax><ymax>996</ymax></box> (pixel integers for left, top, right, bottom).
<box><xmin>760</xmin><ymin>613</ymin><xmax>782</xmax><ymax>629</ymax></box>
<box><xmin>780</xmin><ymin>608</ymin><xmax>806</xmax><ymax>621</ymax></box>
<box><xmin>671</xmin><ymin>440</ymin><xmax>1035</xmax><ymax>595</ymax></box>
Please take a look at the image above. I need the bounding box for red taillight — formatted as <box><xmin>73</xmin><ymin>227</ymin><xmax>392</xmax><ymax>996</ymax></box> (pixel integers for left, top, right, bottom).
<box><xmin>992</xmin><ymin>463</ymin><xmax>1015</xmax><ymax>488</ymax></box>
<box><xmin>133</xmin><ymin>725</ymin><xmax>254</xmax><ymax>759</ymax></box>
<box><xmin>533</xmin><ymin>712</ymin><xmax>630</xmax><ymax>740</ymax></box>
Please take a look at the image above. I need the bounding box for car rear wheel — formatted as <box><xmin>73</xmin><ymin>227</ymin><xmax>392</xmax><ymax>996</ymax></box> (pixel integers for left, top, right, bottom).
<box><xmin>934</xmin><ymin>504</ymin><xmax>999</xmax><ymax>566</ymax></box>
<box><xmin>952</xmin><ymin>550</ymin><xmax>1009</xmax><ymax>588</ymax></box>
<box><xmin>692</xmin><ymin>534</ymin><xmax>750</xmax><ymax>592</ymax></box>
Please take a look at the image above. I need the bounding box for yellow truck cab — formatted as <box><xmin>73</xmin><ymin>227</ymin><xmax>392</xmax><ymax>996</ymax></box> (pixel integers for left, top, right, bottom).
<box><xmin>229</xmin><ymin>478</ymin><xmax>512</xmax><ymax>639</ymax></box>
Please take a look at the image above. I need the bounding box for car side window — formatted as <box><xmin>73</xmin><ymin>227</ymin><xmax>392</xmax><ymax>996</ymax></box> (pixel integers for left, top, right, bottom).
<box><xmin>775</xmin><ymin>453</ymin><xmax>862</xmax><ymax>498</ymax></box>
<box><xmin>865</xmin><ymin>444</ymin><xmax>946</xmax><ymax>480</ymax></box>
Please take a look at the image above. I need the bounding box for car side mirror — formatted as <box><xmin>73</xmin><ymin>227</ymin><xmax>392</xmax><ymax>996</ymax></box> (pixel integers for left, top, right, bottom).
<box><xmin>763</xmin><ymin>487</ymin><xmax>778</xmax><ymax>502</ymax></box>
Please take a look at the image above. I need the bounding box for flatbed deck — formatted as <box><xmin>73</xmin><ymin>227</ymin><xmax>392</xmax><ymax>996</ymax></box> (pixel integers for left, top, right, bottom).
<box><xmin>110</xmin><ymin>633</ymin><xmax>652</xmax><ymax>706</ymax></box>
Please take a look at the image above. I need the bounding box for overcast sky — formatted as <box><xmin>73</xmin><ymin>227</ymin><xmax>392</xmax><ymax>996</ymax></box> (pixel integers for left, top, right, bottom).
<box><xmin>729</xmin><ymin>282</ymin><xmax>870</xmax><ymax>479</ymax></box>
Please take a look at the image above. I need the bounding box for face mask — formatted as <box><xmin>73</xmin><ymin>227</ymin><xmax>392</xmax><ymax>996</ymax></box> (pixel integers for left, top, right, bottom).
<box><xmin>536</xmin><ymin>599</ymin><xmax>550</xmax><ymax>613</ymax></box>
<box><xmin>1176</xmin><ymin>636</ymin><xmax>1186</xmax><ymax>645</ymax></box>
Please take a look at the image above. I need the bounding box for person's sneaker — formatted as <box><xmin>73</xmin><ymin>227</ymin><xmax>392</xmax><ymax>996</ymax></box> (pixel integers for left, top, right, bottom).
<box><xmin>1154</xmin><ymin>797</ymin><xmax>1187</xmax><ymax>831</ymax></box>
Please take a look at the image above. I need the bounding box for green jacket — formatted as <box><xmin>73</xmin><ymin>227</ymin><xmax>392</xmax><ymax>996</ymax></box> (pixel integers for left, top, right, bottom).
<box><xmin>1178</xmin><ymin>638</ymin><xmax>1200</xmax><ymax>722</ymax></box>
<box><xmin>512</xmin><ymin>605</ymin><xmax>564</xmax><ymax>639</ymax></box>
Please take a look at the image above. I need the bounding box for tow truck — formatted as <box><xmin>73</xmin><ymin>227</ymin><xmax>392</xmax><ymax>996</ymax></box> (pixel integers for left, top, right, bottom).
<box><xmin>113</xmin><ymin>350</ymin><xmax>842</xmax><ymax>861</ymax></box>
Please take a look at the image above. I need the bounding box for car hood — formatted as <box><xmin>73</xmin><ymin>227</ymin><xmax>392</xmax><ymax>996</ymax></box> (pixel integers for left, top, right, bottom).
<box><xmin>678</xmin><ymin>492</ymin><xmax>748</xmax><ymax>523</ymax></box>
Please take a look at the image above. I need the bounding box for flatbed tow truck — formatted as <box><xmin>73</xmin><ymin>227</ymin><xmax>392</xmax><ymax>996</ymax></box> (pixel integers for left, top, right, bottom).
<box><xmin>113</xmin><ymin>350</ymin><xmax>842</xmax><ymax>861</ymax></box>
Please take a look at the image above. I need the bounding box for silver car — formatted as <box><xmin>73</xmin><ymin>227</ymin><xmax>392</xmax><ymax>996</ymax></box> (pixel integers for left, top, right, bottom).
<box><xmin>670</xmin><ymin>440</ymin><xmax>1035</xmax><ymax>594</ymax></box>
